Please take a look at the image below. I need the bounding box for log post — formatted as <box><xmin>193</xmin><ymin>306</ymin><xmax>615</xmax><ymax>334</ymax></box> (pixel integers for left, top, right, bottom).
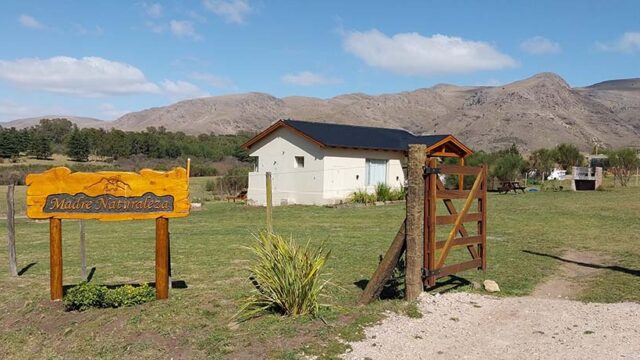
<box><xmin>405</xmin><ymin>144</ymin><xmax>426</xmax><ymax>300</ymax></box>
<box><xmin>155</xmin><ymin>217</ymin><xmax>169</xmax><ymax>299</ymax></box>
<box><xmin>7</xmin><ymin>183</ymin><xmax>17</xmax><ymax>277</ymax></box>
<box><xmin>265</xmin><ymin>172</ymin><xmax>273</xmax><ymax>233</ymax></box>
<box><xmin>79</xmin><ymin>220</ymin><xmax>87</xmax><ymax>281</ymax></box>
<box><xmin>357</xmin><ymin>220</ymin><xmax>406</xmax><ymax>305</ymax></box>
<box><xmin>50</xmin><ymin>218</ymin><xmax>63</xmax><ymax>300</ymax></box>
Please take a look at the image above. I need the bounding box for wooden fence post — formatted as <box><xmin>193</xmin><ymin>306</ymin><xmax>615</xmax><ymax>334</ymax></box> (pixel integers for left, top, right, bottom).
<box><xmin>6</xmin><ymin>183</ymin><xmax>17</xmax><ymax>277</ymax></box>
<box><xmin>79</xmin><ymin>220</ymin><xmax>87</xmax><ymax>280</ymax></box>
<box><xmin>155</xmin><ymin>217</ymin><xmax>169</xmax><ymax>300</ymax></box>
<box><xmin>50</xmin><ymin>218</ymin><xmax>63</xmax><ymax>300</ymax></box>
<box><xmin>265</xmin><ymin>172</ymin><xmax>273</xmax><ymax>233</ymax></box>
<box><xmin>405</xmin><ymin>144</ymin><xmax>426</xmax><ymax>300</ymax></box>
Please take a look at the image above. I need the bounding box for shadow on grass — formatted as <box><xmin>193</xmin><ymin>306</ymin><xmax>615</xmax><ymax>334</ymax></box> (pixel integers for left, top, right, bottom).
<box><xmin>354</xmin><ymin>274</ymin><xmax>471</xmax><ymax>301</ymax></box>
<box><xmin>522</xmin><ymin>250</ymin><xmax>640</xmax><ymax>277</ymax></box>
<box><xmin>63</xmin><ymin>280</ymin><xmax>188</xmax><ymax>295</ymax></box>
<box><xmin>18</xmin><ymin>262</ymin><xmax>37</xmax><ymax>276</ymax></box>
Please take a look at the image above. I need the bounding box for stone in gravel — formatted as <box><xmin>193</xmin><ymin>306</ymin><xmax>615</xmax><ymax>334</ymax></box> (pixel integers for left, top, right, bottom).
<box><xmin>483</xmin><ymin>280</ymin><xmax>500</xmax><ymax>292</ymax></box>
<box><xmin>471</xmin><ymin>281</ymin><xmax>482</xmax><ymax>289</ymax></box>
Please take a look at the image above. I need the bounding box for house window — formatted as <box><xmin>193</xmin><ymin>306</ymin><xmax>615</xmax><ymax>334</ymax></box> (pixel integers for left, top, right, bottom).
<box><xmin>366</xmin><ymin>159</ymin><xmax>388</xmax><ymax>186</ymax></box>
<box><xmin>294</xmin><ymin>156</ymin><xmax>305</xmax><ymax>168</ymax></box>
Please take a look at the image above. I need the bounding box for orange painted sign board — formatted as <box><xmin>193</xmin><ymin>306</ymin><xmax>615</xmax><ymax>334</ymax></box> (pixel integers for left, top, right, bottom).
<box><xmin>26</xmin><ymin>167</ymin><xmax>190</xmax><ymax>221</ymax></box>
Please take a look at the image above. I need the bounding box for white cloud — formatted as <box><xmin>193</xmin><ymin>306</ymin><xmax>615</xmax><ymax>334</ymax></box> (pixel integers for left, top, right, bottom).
<box><xmin>596</xmin><ymin>32</ymin><xmax>640</xmax><ymax>53</ymax></box>
<box><xmin>161</xmin><ymin>80</ymin><xmax>209</xmax><ymax>100</ymax></box>
<box><xmin>343</xmin><ymin>29</ymin><xmax>516</xmax><ymax>76</ymax></box>
<box><xmin>281</xmin><ymin>71</ymin><xmax>342</xmax><ymax>86</ymax></box>
<box><xmin>0</xmin><ymin>56</ymin><xmax>160</xmax><ymax>96</ymax></box>
<box><xmin>170</xmin><ymin>20</ymin><xmax>202</xmax><ymax>40</ymax></box>
<box><xmin>520</xmin><ymin>36</ymin><xmax>561</xmax><ymax>54</ymax></box>
<box><xmin>18</xmin><ymin>14</ymin><xmax>44</xmax><ymax>29</ymax></box>
<box><xmin>143</xmin><ymin>3</ymin><xmax>163</xmax><ymax>18</ymax></box>
<box><xmin>203</xmin><ymin>0</ymin><xmax>251</xmax><ymax>24</ymax></box>
<box><xmin>0</xmin><ymin>100</ymin><xmax>69</xmax><ymax>121</ymax></box>
<box><xmin>190</xmin><ymin>72</ymin><xmax>235</xmax><ymax>88</ymax></box>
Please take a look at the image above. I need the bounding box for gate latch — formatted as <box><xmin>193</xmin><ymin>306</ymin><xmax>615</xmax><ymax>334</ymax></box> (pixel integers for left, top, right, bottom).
<box><xmin>423</xmin><ymin>166</ymin><xmax>441</xmax><ymax>176</ymax></box>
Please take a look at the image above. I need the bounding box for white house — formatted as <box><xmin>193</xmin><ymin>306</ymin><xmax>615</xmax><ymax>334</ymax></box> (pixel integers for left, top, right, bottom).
<box><xmin>241</xmin><ymin>119</ymin><xmax>472</xmax><ymax>206</ymax></box>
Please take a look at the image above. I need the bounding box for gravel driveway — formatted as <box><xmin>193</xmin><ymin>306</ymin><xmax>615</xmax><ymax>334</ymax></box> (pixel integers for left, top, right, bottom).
<box><xmin>342</xmin><ymin>292</ymin><xmax>640</xmax><ymax>360</ymax></box>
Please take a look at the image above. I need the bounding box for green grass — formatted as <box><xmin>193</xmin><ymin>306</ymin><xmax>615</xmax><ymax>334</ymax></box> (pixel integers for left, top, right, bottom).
<box><xmin>0</xmin><ymin>179</ymin><xmax>638</xmax><ymax>358</ymax></box>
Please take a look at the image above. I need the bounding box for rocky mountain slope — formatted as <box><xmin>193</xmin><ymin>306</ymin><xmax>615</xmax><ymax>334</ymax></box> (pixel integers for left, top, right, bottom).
<box><xmin>4</xmin><ymin>73</ymin><xmax>640</xmax><ymax>151</ymax></box>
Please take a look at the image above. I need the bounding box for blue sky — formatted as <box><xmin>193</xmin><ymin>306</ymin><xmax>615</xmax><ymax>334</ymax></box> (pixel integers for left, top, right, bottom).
<box><xmin>0</xmin><ymin>0</ymin><xmax>638</xmax><ymax>121</ymax></box>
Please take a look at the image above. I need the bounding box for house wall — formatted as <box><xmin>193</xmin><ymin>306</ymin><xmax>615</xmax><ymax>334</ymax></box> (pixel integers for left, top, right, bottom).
<box><xmin>246</xmin><ymin>128</ymin><xmax>407</xmax><ymax>206</ymax></box>
<box><xmin>247</xmin><ymin>127</ymin><xmax>326</xmax><ymax>205</ymax></box>
<box><xmin>322</xmin><ymin>148</ymin><xmax>406</xmax><ymax>202</ymax></box>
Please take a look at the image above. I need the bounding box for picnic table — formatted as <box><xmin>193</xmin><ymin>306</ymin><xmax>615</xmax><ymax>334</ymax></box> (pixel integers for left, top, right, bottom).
<box><xmin>225</xmin><ymin>189</ymin><xmax>248</xmax><ymax>202</ymax></box>
<box><xmin>499</xmin><ymin>181</ymin><xmax>526</xmax><ymax>194</ymax></box>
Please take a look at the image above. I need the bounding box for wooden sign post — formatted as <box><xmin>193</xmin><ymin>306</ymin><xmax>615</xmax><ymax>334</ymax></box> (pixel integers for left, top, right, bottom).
<box><xmin>26</xmin><ymin>164</ymin><xmax>190</xmax><ymax>301</ymax></box>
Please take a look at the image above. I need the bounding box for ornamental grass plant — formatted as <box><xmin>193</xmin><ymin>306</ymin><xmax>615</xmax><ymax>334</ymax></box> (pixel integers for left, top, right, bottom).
<box><xmin>237</xmin><ymin>231</ymin><xmax>331</xmax><ymax>321</ymax></box>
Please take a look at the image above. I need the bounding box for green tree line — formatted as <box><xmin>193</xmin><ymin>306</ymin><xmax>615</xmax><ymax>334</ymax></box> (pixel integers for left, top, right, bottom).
<box><xmin>0</xmin><ymin>118</ymin><xmax>253</xmax><ymax>162</ymax></box>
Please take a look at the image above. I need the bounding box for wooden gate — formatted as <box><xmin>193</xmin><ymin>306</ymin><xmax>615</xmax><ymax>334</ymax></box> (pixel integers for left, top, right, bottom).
<box><xmin>423</xmin><ymin>158</ymin><xmax>487</xmax><ymax>287</ymax></box>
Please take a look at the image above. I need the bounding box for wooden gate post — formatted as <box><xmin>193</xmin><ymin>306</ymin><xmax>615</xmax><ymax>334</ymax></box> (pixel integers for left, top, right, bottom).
<box><xmin>265</xmin><ymin>172</ymin><xmax>273</xmax><ymax>233</ymax></box>
<box><xmin>406</xmin><ymin>144</ymin><xmax>426</xmax><ymax>300</ymax></box>
<box><xmin>424</xmin><ymin>157</ymin><xmax>438</xmax><ymax>288</ymax></box>
<box><xmin>50</xmin><ymin>218</ymin><xmax>63</xmax><ymax>300</ymax></box>
<box><xmin>155</xmin><ymin>217</ymin><xmax>169</xmax><ymax>299</ymax></box>
<box><xmin>79</xmin><ymin>220</ymin><xmax>87</xmax><ymax>281</ymax></box>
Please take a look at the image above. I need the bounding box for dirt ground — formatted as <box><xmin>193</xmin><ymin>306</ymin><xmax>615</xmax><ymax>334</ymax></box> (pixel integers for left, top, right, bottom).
<box><xmin>342</xmin><ymin>292</ymin><xmax>640</xmax><ymax>360</ymax></box>
<box><xmin>342</xmin><ymin>250</ymin><xmax>640</xmax><ymax>360</ymax></box>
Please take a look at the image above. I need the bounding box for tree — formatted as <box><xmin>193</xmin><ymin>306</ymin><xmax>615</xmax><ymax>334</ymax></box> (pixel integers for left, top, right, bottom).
<box><xmin>29</xmin><ymin>132</ymin><xmax>52</xmax><ymax>159</ymax></box>
<box><xmin>491</xmin><ymin>153</ymin><xmax>527</xmax><ymax>182</ymax></box>
<box><xmin>554</xmin><ymin>143</ymin><xmax>584</xmax><ymax>171</ymax></box>
<box><xmin>607</xmin><ymin>148</ymin><xmax>640</xmax><ymax>187</ymax></box>
<box><xmin>67</xmin><ymin>129</ymin><xmax>91</xmax><ymax>162</ymax></box>
<box><xmin>529</xmin><ymin>148</ymin><xmax>557</xmax><ymax>180</ymax></box>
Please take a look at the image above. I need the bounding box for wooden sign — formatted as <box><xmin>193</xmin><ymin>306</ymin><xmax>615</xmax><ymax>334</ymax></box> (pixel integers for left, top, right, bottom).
<box><xmin>25</xmin><ymin>164</ymin><xmax>191</xmax><ymax>301</ymax></box>
<box><xmin>26</xmin><ymin>167</ymin><xmax>190</xmax><ymax>221</ymax></box>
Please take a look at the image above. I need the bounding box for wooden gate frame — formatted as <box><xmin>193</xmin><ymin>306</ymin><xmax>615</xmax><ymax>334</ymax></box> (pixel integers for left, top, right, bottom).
<box><xmin>423</xmin><ymin>158</ymin><xmax>487</xmax><ymax>287</ymax></box>
<box><xmin>358</xmin><ymin>144</ymin><xmax>486</xmax><ymax>305</ymax></box>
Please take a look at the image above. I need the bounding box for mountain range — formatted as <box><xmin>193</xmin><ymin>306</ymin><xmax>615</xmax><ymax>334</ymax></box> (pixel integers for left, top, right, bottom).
<box><xmin>3</xmin><ymin>72</ymin><xmax>639</xmax><ymax>151</ymax></box>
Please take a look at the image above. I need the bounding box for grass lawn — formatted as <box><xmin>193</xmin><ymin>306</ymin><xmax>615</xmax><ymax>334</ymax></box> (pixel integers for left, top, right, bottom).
<box><xmin>0</xmin><ymin>180</ymin><xmax>638</xmax><ymax>359</ymax></box>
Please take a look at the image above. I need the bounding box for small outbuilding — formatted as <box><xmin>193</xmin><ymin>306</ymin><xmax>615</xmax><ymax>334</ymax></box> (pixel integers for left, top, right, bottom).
<box><xmin>241</xmin><ymin>119</ymin><xmax>472</xmax><ymax>206</ymax></box>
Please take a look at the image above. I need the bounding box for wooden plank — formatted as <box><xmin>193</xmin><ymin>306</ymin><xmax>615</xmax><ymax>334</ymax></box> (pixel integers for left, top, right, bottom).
<box><xmin>358</xmin><ymin>220</ymin><xmax>406</xmax><ymax>305</ymax></box>
<box><xmin>435</xmin><ymin>258</ymin><xmax>482</xmax><ymax>279</ymax></box>
<box><xmin>436</xmin><ymin>178</ymin><xmax>479</xmax><ymax>260</ymax></box>
<box><xmin>436</xmin><ymin>172</ymin><xmax>483</xmax><ymax>269</ymax></box>
<box><xmin>436</xmin><ymin>212</ymin><xmax>482</xmax><ymax>225</ymax></box>
<box><xmin>406</xmin><ymin>144</ymin><xmax>426</xmax><ymax>300</ymax></box>
<box><xmin>79</xmin><ymin>220</ymin><xmax>87</xmax><ymax>280</ymax></box>
<box><xmin>437</xmin><ymin>190</ymin><xmax>482</xmax><ymax>200</ymax></box>
<box><xmin>458</xmin><ymin>158</ymin><xmax>465</xmax><ymax>190</ymax></box>
<box><xmin>50</xmin><ymin>218</ymin><xmax>63</xmax><ymax>301</ymax></box>
<box><xmin>26</xmin><ymin>167</ymin><xmax>190</xmax><ymax>221</ymax></box>
<box><xmin>155</xmin><ymin>218</ymin><xmax>169</xmax><ymax>300</ymax></box>
<box><xmin>439</xmin><ymin>164</ymin><xmax>481</xmax><ymax>176</ymax></box>
<box><xmin>436</xmin><ymin>235</ymin><xmax>483</xmax><ymax>250</ymax></box>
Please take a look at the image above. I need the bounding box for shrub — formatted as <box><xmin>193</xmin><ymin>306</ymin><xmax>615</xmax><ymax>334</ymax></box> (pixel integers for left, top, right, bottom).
<box><xmin>64</xmin><ymin>282</ymin><xmax>155</xmax><ymax>311</ymax></box>
<box><xmin>388</xmin><ymin>186</ymin><xmax>406</xmax><ymax>201</ymax></box>
<box><xmin>237</xmin><ymin>231</ymin><xmax>331</xmax><ymax>320</ymax></box>
<box><xmin>374</xmin><ymin>183</ymin><xmax>392</xmax><ymax>201</ymax></box>
<box><xmin>205</xmin><ymin>179</ymin><xmax>216</xmax><ymax>192</ymax></box>
<box><xmin>104</xmin><ymin>284</ymin><xmax>155</xmax><ymax>308</ymax></box>
<box><xmin>64</xmin><ymin>282</ymin><xmax>107</xmax><ymax>311</ymax></box>
<box><xmin>350</xmin><ymin>189</ymin><xmax>375</xmax><ymax>204</ymax></box>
